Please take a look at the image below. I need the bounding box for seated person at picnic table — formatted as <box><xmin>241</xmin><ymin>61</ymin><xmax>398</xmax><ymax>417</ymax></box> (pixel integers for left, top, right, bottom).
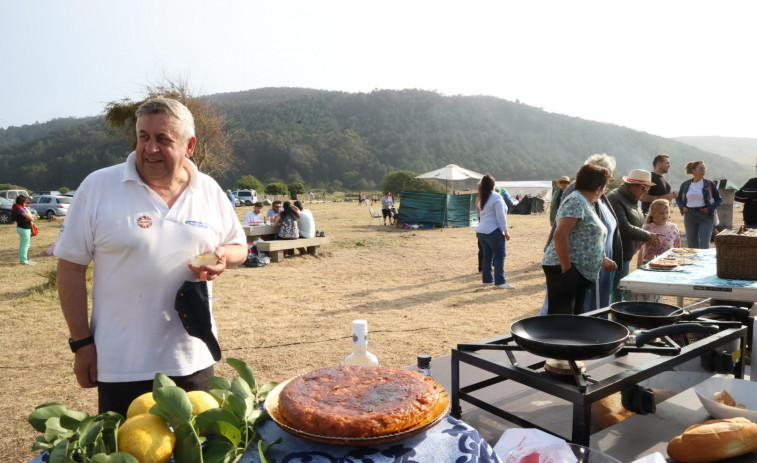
<box><xmin>273</xmin><ymin>201</ymin><xmax>300</xmax><ymax>240</ymax></box>
<box><xmin>294</xmin><ymin>200</ymin><xmax>316</xmax><ymax>238</ymax></box>
<box><xmin>267</xmin><ymin>200</ymin><xmax>282</xmax><ymax>223</ymax></box>
<box><xmin>243</xmin><ymin>201</ymin><xmax>265</xmax><ymax>226</ymax></box>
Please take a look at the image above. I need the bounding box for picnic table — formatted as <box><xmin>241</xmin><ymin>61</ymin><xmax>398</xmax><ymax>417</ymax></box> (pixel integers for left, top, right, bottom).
<box><xmin>243</xmin><ymin>225</ymin><xmax>278</xmax><ymax>241</ymax></box>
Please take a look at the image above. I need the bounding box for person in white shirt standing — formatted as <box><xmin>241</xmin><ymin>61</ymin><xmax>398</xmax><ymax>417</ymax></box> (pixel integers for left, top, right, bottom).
<box><xmin>54</xmin><ymin>98</ymin><xmax>247</xmax><ymax>416</ymax></box>
<box><xmin>675</xmin><ymin>161</ymin><xmax>722</xmax><ymax>249</ymax></box>
<box><xmin>475</xmin><ymin>174</ymin><xmax>514</xmax><ymax>289</ymax></box>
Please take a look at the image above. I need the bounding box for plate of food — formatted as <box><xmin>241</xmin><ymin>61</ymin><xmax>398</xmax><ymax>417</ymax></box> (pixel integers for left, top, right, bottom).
<box><xmin>694</xmin><ymin>377</ymin><xmax>757</xmax><ymax>422</ymax></box>
<box><xmin>641</xmin><ymin>260</ymin><xmax>682</xmax><ymax>271</ymax></box>
<box><xmin>265</xmin><ymin>365</ymin><xmax>451</xmax><ymax>446</ymax></box>
<box><xmin>671</xmin><ymin>248</ymin><xmax>697</xmax><ymax>254</ymax></box>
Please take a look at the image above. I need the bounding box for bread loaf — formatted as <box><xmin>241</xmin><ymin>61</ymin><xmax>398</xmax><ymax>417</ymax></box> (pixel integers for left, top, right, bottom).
<box><xmin>667</xmin><ymin>417</ymin><xmax>757</xmax><ymax>463</ymax></box>
<box><xmin>592</xmin><ymin>392</ymin><xmax>635</xmax><ymax>429</ymax></box>
<box><xmin>714</xmin><ymin>389</ymin><xmax>736</xmax><ymax>407</ymax></box>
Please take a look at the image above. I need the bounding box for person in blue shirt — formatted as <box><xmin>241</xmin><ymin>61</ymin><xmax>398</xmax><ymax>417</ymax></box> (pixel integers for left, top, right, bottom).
<box><xmin>476</xmin><ymin>175</ymin><xmax>514</xmax><ymax>289</ymax></box>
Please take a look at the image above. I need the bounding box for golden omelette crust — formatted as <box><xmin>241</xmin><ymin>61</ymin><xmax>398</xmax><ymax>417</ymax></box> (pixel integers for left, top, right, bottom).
<box><xmin>278</xmin><ymin>365</ymin><xmax>440</xmax><ymax>438</ymax></box>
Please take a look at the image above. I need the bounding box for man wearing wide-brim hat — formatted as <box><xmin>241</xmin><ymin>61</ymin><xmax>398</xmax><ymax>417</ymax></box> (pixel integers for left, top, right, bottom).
<box><xmin>606</xmin><ymin>169</ymin><xmax>662</xmax><ymax>302</ymax></box>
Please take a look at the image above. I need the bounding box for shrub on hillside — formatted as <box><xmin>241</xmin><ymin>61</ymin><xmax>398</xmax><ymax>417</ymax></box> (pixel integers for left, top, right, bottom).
<box><xmin>265</xmin><ymin>182</ymin><xmax>289</xmax><ymax>195</ymax></box>
<box><xmin>287</xmin><ymin>182</ymin><xmax>306</xmax><ymax>199</ymax></box>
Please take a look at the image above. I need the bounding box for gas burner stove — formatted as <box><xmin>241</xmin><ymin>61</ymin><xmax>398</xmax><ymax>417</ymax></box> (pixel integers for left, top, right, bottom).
<box><xmin>450</xmin><ymin>308</ymin><xmax>748</xmax><ymax>446</ymax></box>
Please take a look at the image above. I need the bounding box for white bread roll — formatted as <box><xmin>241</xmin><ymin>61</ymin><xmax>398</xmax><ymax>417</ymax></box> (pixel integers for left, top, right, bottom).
<box><xmin>667</xmin><ymin>417</ymin><xmax>757</xmax><ymax>463</ymax></box>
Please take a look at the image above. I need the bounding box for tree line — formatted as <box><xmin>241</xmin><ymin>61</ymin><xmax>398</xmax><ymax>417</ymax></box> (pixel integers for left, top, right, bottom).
<box><xmin>0</xmin><ymin>87</ymin><xmax>748</xmax><ymax>193</ymax></box>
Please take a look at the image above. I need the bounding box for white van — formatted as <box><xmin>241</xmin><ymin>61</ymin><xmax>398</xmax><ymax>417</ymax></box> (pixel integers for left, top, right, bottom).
<box><xmin>0</xmin><ymin>189</ymin><xmax>30</xmax><ymax>201</ymax></box>
<box><xmin>233</xmin><ymin>189</ymin><xmax>258</xmax><ymax>206</ymax></box>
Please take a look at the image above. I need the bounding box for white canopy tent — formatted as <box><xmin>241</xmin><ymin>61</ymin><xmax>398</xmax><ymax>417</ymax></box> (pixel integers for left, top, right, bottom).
<box><xmin>495</xmin><ymin>180</ymin><xmax>553</xmax><ymax>201</ymax></box>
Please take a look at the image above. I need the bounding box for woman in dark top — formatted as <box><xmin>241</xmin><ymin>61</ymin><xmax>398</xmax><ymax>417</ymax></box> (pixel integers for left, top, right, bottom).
<box><xmin>274</xmin><ymin>201</ymin><xmax>300</xmax><ymax>240</ymax></box>
<box><xmin>12</xmin><ymin>195</ymin><xmax>36</xmax><ymax>265</ymax></box>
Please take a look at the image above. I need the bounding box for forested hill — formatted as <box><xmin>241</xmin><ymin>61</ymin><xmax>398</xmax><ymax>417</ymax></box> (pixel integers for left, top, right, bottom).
<box><xmin>0</xmin><ymin>88</ymin><xmax>748</xmax><ymax>191</ymax></box>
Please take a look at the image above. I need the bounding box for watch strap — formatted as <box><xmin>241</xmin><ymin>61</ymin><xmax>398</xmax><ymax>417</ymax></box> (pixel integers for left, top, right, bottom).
<box><xmin>69</xmin><ymin>336</ymin><xmax>95</xmax><ymax>353</ymax></box>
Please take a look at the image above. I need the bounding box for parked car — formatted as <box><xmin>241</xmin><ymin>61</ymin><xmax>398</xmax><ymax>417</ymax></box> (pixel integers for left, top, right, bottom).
<box><xmin>30</xmin><ymin>195</ymin><xmax>71</xmax><ymax>219</ymax></box>
<box><xmin>232</xmin><ymin>189</ymin><xmax>257</xmax><ymax>206</ymax></box>
<box><xmin>0</xmin><ymin>189</ymin><xmax>30</xmax><ymax>201</ymax></box>
<box><xmin>32</xmin><ymin>190</ymin><xmax>62</xmax><ymax>197</ymax></box>
<box><xmin>0</xmin><ymin>197</ymin><xmax>38</xmax><ymax>224</ymax></box>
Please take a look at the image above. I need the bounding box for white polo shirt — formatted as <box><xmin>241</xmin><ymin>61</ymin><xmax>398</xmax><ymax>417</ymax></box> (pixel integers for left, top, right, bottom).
<box><xmin>55</xmin><ymin>152</ymin><xmax>246</xmax><ymax>382</ymax></box>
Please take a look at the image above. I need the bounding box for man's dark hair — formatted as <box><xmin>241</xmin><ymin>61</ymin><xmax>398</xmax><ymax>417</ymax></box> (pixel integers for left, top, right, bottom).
<box><xmin>293</xmin><ymin>200</ymin><xmax>304</xmax><ymax>210</ymax></box>
<box><xmin>653</xmin><ymin>154</ymin><xmax>670</xmax><ymax>167</ymax></box>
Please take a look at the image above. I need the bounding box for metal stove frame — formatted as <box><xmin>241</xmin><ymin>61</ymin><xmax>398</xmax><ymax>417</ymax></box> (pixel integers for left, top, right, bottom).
<box><xmin>450</xmin><ymin>309</ymin><xmax>747</xmax><ymax>446</ymax></box>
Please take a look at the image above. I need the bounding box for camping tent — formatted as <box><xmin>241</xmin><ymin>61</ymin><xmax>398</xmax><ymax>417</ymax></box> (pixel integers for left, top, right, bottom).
<box><xmin>510</xmin><ymin>196</ymin><xmax>545</xmax><ymax>214</ymax></box>
<box><xmin>495</xmin><ymin>181</ymin><xmax>553</xmax><ymax>202</ymax></box>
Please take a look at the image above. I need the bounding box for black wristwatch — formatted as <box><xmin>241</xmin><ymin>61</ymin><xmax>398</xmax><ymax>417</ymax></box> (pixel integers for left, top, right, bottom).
<box><xmin>69</xmin><ymin>336</ymin><xmax>95</xmax><ymax>353</ymax></box>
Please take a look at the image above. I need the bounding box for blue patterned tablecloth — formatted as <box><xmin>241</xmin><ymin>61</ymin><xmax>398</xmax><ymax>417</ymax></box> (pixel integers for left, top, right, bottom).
<box><xmin>619</xmin><ymin>249</ymin><xmax>757</xmax><ymax>301</ymax></box>
<box><xmin>240</xmin><ymin>415</ymin><xmax>502</xmax><ymax>463</ymax></box>
<box><xmin>29</xmin><ymin>416</ymin><xmax>501</xmax><ymax>463</ymax></box>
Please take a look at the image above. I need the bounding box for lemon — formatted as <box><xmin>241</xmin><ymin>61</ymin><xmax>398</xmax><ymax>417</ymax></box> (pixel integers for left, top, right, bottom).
<box><xmin>117</xmin><ymin>413</ymin><xmax>175</xmax><ymax>463</ymax></box>
<box><xmin>187</xmin><ymin>390</ymin><xmax>220</xmax><ymax>415</ymax></box>
<box><xmin>126</xmin><ymin>392</ymin><xmax>157</xmax><ymax>419</ymax></box>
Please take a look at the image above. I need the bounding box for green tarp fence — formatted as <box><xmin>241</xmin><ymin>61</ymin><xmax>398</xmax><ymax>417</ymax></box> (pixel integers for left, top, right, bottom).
<box><xmin>396</xmin><ymin>191</ymin><xmax>479</xmax><ymax>228</ymax></box>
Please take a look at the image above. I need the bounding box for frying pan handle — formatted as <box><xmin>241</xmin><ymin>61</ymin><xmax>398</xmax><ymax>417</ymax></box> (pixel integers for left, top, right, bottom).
<box><xmin>636</xmin><ymin>323</ymin><xmax>719</xmax><ymax>347</ymax></box>
<box><xmin>687</xmin><ymin>305</ymin><xmax>750</xmax><ymax>323</ymax></box>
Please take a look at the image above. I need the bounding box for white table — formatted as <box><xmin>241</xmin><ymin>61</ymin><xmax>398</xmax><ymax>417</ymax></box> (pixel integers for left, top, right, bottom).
<box><xmin>243</xmin><ymin>225</ymin><xmax>278</xmax><ymax>241</ymax></box>
<box><xmin>618</xmin><ymin>249</ymin><xmax>757</xmax><ymax>306</ymax></box>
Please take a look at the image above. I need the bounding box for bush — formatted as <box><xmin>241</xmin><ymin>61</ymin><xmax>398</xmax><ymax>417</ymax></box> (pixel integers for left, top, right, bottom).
<box><xmin>287</xmin><ymin>182</ymin><xmax>306</xmax><ymax>199</ymax></box>
<box><xmin>236</xmin><ymin>175</ymin><xmax>264</xmax><ymax>192</ymax></box>
<box><xmin>265</xmin><ymin>182</ymin><xmax>289</xmax><ymax>195</ymax></box>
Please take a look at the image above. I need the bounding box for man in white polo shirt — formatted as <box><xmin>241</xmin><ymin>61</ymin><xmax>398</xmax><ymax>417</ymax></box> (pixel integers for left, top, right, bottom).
<box><xmin>55</xmin><ymin>98</ymin><xmax>247</xmax><ymax>416</ymax></box>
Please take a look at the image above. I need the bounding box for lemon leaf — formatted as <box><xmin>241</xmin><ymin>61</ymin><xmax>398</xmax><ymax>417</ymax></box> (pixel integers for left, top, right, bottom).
<box><xmin>203</xmin><ymin>438</ymin><xmax>240</xmax><ymax>463</ymax></box>
<box><xmin>227</xmin><ymin>358</ymin><xmax>258</xmax><ymax>393</ymax></box>
<box><xmin>153</xmin><ymin>385</ymin><xmax>193</xmax><ymax>425</ymax></box>
<box><xmin>153</xmin><ymin>372</ymin><xmax>176</xmax><ymax>389</ymax></box>
<box><xmin>195</xmin><ymin>408</ymin><xmax>242</xmax><ymax>445</ymax></box>
<box><xmin>230</xmin><ymin>376</ymin><xmax>253</xmax><ymax>399</ymax></box>
<box><xmin>209</xmin><ymin>375</ymin><xmax>232</xmax><ymax>391</ymax></box>
<box><xmin>173</xmin><ymin>422</ymin><xmax>204</xmax><ymax>463</ymax></box>
<box><xmin>28</xmin><ymin>403</ymin><xmax>67</xmax><ymax>433</ymax></box>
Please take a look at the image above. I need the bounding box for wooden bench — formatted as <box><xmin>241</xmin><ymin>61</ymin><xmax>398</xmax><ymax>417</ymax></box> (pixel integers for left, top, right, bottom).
<box><xmin>256</xmin><ymin>236</ymin><xmax>331</xmax><ymax>262</ymax></box>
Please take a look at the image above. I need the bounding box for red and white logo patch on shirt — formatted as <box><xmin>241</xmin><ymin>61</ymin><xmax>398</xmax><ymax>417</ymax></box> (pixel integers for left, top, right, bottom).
<box><xmin>136</xmin><ymin>215</ymin><xmax>153</xmax><ymax>229</ymax></box>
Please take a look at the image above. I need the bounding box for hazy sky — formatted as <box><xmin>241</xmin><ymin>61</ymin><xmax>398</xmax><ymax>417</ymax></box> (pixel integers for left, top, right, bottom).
<box><xmin>3</xmin><ymin>0</ymin><xmax>756</xmax><ymax>139</ymax></box>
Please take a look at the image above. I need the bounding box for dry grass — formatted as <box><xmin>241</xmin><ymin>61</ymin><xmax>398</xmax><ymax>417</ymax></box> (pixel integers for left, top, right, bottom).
<box><xmin>0</xmin><ymin>199</ymin><xmax>696</xmax><ymax>462</ymax></box>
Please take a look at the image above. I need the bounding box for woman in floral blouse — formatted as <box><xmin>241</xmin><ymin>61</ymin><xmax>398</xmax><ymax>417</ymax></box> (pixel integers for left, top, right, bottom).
<box><xmin>542</xmin><ymin>164</ymin><xmax>617</xmax><ymax>314</ymax></box>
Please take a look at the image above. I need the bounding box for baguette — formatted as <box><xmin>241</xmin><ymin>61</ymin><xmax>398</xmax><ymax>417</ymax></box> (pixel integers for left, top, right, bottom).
<box><xmin>667</xmin><ymin>417</ymin><xmax>757</xmax><ymax>463</ymax></box>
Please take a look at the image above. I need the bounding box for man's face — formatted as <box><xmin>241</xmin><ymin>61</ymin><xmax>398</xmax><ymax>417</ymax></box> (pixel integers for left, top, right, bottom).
<box><xmin>272</xmin><ymin>203</ymin><xmax>282</xmax><ymax>214</ymax></box>
<box><xmin>657</xmin><ymin>159</ymin><xmax>671</xmax><ymax>174</ymax></box>
<box><xmin>254</xmin><ymin>205</ymin><xmax>263</xmax><ymax>214</ymax></box>
<box><xmin>560</xmin><ymin>181</ymin><xmax>569</xmax><ymax>191</ymax></box>
<box><xmin>630</xmin><ymin>183</ymin><xmax>649</xmax><ymax>200</ymax></box>
<box><xmin>135</xmin><ymin>113</ymin><xmax>196</xmax><ymax>185</ymax></box>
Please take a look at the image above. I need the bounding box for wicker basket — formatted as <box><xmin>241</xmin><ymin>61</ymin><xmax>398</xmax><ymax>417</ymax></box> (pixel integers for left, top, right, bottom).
<box><xmin>715</xmin><ymin>226</ymin><xmax>757</xmax><ymax>280</ymax></box>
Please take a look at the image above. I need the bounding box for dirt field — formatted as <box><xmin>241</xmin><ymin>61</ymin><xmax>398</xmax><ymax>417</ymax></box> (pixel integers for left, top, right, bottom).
<box><xmin>0</xmin><ymin>198</ymin><xmax>703</xmax><ymax>461</ymax></box>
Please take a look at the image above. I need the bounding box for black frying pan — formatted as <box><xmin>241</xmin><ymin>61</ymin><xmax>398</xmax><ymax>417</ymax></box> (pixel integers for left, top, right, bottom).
<box><xmin>510</xmin><ymin>315</ymin><xmax>630</xmax><ymax>360</ymax></box>
<box><xmin>610</xmin><ymin>302</ymin><xmax>750</xmax><ymax>329</ymax></box>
